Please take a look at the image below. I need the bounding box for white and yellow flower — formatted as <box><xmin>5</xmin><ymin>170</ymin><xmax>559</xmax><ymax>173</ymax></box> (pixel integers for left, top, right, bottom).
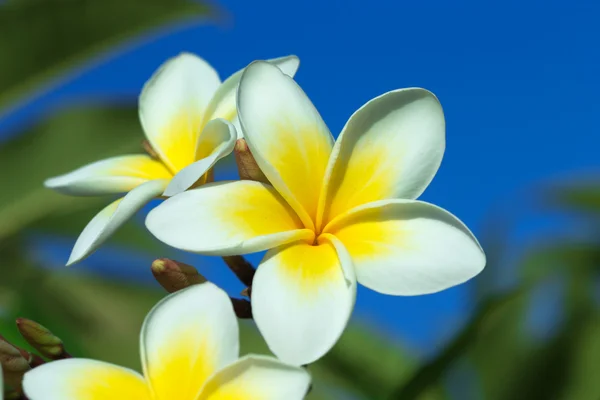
<box><xmin>45</xmin><ymin>54</ymin><xmax>300</xmax><ymax>265</ymax></box>
<box><xmin>146</xmin><ymin>61</ymin><xmax>487</xmax><ymax>365</ymax></box>
<box><xmin>23</xmin><ymin>283</ymin><xmax>311</xmax><ymax>399</ymax></box>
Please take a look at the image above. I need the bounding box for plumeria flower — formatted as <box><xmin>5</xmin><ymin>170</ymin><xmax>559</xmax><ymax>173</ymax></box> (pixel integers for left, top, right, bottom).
<box><xmin>146</xmin><ymin>62</ymin><xmax>486</xmax><ymax>365</ymax></box>
<box><xmin>45</xmin><ymin>54</ymin><xmax>299</xmax><ymax>265</ymax></box>
<box><xmin>23</xmin><ymin>283</ymin><xmax>311</xmax><ymax>399</ymax></box>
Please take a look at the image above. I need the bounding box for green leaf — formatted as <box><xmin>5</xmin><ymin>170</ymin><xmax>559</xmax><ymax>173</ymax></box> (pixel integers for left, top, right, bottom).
<box><xmin>0</xmin><ymin>0</ymin><xmax>211</xmax><ymax>114</ymax></box>
<box><xmin>387</xmin><ymin>292</ymin><xmax>522</xmax><ymax>400</ymax></box>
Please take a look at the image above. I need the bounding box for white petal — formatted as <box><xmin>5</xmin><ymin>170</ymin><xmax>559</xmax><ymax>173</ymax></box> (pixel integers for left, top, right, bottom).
<box><xmin>198</xmin><ymin>355</ymin><xmax>310</xmax><ymax>400</ymax></box>
<box><xmin>139</xmin><ymin>53</ymin><xmax>221</xmax><ymax>172</ymax></box>
<box><xmin>325</xmin><ymin>199</ymin><xmax>486</xmax><ymax>295</ymax></box>
<box><xmin>252</xmin><ymin>236</ymin><xmax>356</xmax><ymax>365</ymax></box>
<box><xmin>146</xmin><ymin>181</ymin><xmax>313</xmax><ymax>256</ymax></box>
<box><xmin>67</xmin><ymin>179</ymin><xmax>168</xmax><ymax>266</ymax></box>
<box><xmin>318</xmin><ymin>88</ymin><xmax>445</xmax><ymax>228</ymax></box>
<box><xmin>202</xmin><ymin>55</ymin><xmax>300</xmax><ymax>125</ymax></box>
<box><xmin>237</xmin><ymin>61</ymin><xmax>334</xmax><ymax>229</ymax></box>
<box><xmin>23</xmin><ymin>359</ymin><xmax>150</xmax><ymax>400</ymax></box>
<box><xmin>163</xmin><ymin>119</ymin><xmax>237</xmax><ymax>196</ymax></box>
<box><xmin>44</xmin><ymin>155</ymin><xmax>171</xmax><ymax>196</ymax></box>
<box><xmin>141</xmin><ymin>283</ymin><xmax>239</xmax><ymax>400</ymax></box>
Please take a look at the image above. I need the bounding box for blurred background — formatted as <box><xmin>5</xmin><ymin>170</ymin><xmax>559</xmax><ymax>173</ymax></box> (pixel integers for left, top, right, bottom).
<box><xmin>1</xmin><ymin>0</ymin><xmax>600</xmax><ymax>398</ymax></box>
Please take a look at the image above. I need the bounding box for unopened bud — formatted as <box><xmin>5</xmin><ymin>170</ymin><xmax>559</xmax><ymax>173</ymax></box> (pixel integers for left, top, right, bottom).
<box><xmin>234</xmin><ymin>139</ymin><xmax>269</xmax><ymax>183</ymax></box>
<box><xmin>16</xmin><ymin>319</ymin><xmax>69</xmax><ymax>360</ymax></box>
<box><xmin>0</xmin><ymin>339</ymin><xmax>30</xmax><ymax>374</ymax></box>
<box><xmin>151</xmin><ymin>258</ymin><xmax>207</xmax><ymax>293</ymax></box>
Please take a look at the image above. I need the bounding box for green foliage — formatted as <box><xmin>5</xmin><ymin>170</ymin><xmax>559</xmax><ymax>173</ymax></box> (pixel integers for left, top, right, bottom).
<box><xmin>0</xmin><ymin>0</ymin><xmax>211</xmax><ymax>115</ymax></box>
<box><xmin>0</xmin><ymin>106</ymin><xmax>143</xmax><ymax>240</ymax></box>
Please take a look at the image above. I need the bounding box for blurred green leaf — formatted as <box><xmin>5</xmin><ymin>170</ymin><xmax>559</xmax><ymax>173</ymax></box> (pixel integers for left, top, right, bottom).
<box><xmin>0</xmin><ymin>0</ymin><xmax>211</xmax><ymax>114</ymax></box>
<box><xmin>388</xmin><ymin>292</ymin><xmax>522</xmax><ymax>400</ymax></box>
<box><xmin>542</xmin><ymin>181</ymin><xmax>600</xmax><ymax>215</ymax></box>
<box><xmin>0</xmin><ymin>105</ymin><xmax>143</xmax><ymax>242</ymax></box>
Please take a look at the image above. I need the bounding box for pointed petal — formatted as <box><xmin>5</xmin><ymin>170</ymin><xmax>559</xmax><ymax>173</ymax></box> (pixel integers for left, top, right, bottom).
<box><xmin>252</xmin><ymin>236</ymin><xmax>356</xmax><ymax>365</ymax></box>
<box><xmin>146</xmin><ymin>181</ymin><xmax>313</xmax><ymax>256</ymax></box>
<box><xmin>237</xmin><ymin>61</ymin><xmax>334</xmax><ymax>229</ymax></box>
<box><xmin>23</xmin><ymin>359</ymin><xmax>150</xmax><ymax>400</ymax></box>
<box><xmin>204</xmin><ymin>55</ymin><xmax>300</xmax><ymax>125</ymax></box>
<box><xmin>318</xmin><ymin>88</ymin><xmax>445</xmax><ymax>227</ymax></box>
<box><xmin>198</xmin><ymin>355</ymin><xmax>310</xmax><ymax>400</ymax></box>
<box><xmin>163</xmin><ymin>119</ymin><xmax>237</xmax><ymax>196</ymax></box>
<box><xmin>141</xmin><ymin>283</ymin><xmax>238</xmax><ymax>400</ymax></box>
<box><xmin>139</xmin><ymin>53</ymin><xmax>221</xmax><ymax>172</ymax></box>
<box><xmin>67</xmin><ymin>179</ymin><xmax>168</xmax><ymax>265</ymax></box>
<box><xmin>325</xmin><ymin>199</ymin><xmax>486</xmax><ymax>295</ymax></box>
<box><xmin>45</xmin><ymin>155</ymin><xmax>171</xmax><ymax>196</ymax></box>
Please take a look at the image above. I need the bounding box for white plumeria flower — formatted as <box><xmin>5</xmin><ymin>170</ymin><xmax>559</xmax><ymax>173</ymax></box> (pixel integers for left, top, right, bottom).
<box><xmin>45</xmin><ymin>54</ymin><xmax>300</xmax><ymax>265</ymax></box>
<box><xmin>23</xmin><ymin>283</ymin><xmax>311</xmax><ymax>400</ymax></box>
<box><xmin>146</xmin><ymin>61</ymin><xmax>486</xmax><ymax>365</ymax></box>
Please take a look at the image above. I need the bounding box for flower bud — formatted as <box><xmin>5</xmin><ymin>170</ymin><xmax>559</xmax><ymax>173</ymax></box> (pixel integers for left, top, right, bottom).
<box><xmin>0</xmin><ymin>337</ymin><xmax>30</xmax><ymax>398</ymax></box>
<box><xmin>16</xmin><ymin>318</ymin><xmax>69</xmax><ymax>360</ymax></box>
<box><xmin>151</xmin><ymin>258</ymin><xmax>207</xmax><ymax>293</ymax></box>
<box><xmin>234</xmin><ymin>139</ymin><xmax>269</xmax><ymax>183</ymax></box>
<box><xmin>0</xmin><ymin>339</ymin><xmax>30</xmax><ymax>374</ymax></box>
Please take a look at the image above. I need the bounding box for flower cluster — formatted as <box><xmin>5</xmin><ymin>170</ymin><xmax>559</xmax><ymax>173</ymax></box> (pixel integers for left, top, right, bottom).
<box><xmin>13</xmin><ymin>53</ymin><xmax>486</xmax><ymax>398</ymax></box>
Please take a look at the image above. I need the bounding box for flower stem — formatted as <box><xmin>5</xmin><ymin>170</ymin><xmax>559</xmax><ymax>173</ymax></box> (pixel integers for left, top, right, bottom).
<box><xmin>222</xmin><ymin>256</ymin><xmax>255</xmax><ymax>287</ymax></box>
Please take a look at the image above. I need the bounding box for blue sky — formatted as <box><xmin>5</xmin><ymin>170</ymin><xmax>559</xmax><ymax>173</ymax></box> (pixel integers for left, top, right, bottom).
<box><xmin>2</xmin><ymin>0</ymin><xmax>599</xmax><ymax>356</ymax></box>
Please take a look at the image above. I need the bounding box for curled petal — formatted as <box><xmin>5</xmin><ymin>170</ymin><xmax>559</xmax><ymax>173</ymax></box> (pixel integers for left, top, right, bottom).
<box><xmin>23</xmin><ymin>359</ymin><xmax>150</xmax><ymax>400</ymax></box>
<box><xmin>67</xmin><ymin>179</ymin><xmax>168</xmax><ymax>265</ymax></box>
<box><xmin>146</xmin><ymin>181</ymin><xmax>313</xmax><ymax>256</ymax></box>
<box><xmin>139</xmin><ymin>53</ymin><xmax>221</xmax><ymax>172</ymax></box>
<box><xmin>45</xmin><ymin>155</ymin><xmax>171</xmax><ymax>196</ymax></box>
<box><xmin>237</xmin><ymin>61</ymin><xmax>334</xmax><ymax>229</ymax></box>
<box><xmin>163</xmin><ymin>119</ymin><xmax>237</xmax><ymax>196</ymax></box>
<box><xmin>203</xmin><ymin>55</ymin><xmax>300</xmax><ymax>125</ymax></box>
<box><xmin>141</xmin><ymin>283</ymin><xmax>239</xmax><ymax>400</ymax></box>
<box><xmin>252</xmin><ymin>236</ymin><xmax>356</xmax><ymax>365</ymax></box>
<box><xmin>325</xmin><ymin>199</ymin><xmax>486</xmax><ymax>295</ymax></box>
<box><xmin>198</xmin><ymin>355</ymin><xmax>310</xmax><ymax>400</ymax></box>
<box><xmin>318</xmin><ymin>88</ymin><xmax>445</xmax><ymax>227</ymax></box>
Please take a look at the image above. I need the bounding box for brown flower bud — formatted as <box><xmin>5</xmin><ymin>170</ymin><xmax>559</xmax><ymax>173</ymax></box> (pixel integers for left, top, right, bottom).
<box><xmin>234</xmin><ymin>139</ymin><xmax>269</xmax><ymax>183</ymax></box>
<box><xmin>151</xmin><ymin>258</ymin><xmax>207</xmax><ymax>293</ymax></box>
<box><xmin>0</xmin><ymin>339</ymin><xmax>30</xmax><ymax>374</ymax></box>
<box><xmin>0</xmin><ymin>337</ymin><xmax>30</xmax><ymax>398</ymax></box>
<box><xmin>16</xmin><ymin>319</ymin><xmax>69</xmax><ymax>360</ymax></box>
